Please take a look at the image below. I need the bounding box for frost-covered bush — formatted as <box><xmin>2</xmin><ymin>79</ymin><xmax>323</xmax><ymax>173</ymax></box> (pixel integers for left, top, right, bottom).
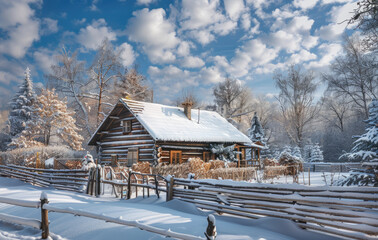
<box><xmin>334</xmin><ymin>169</ymin><xmax>377</xmax><ymax>187</ymax></box>
<box><xmin>1</xmin><ymin>146</ymin><xmax>83</xmax><ymax>166</ymax></box>
<box><xmin>210</xmin><ymin>144</ymin><xmax>237</xmax><ymax>162</ymax></box>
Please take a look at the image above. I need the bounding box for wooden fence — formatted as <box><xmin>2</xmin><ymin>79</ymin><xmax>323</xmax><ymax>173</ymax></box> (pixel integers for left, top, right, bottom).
<box><xmin>0</xmin><ymin>164</ymin><xmax>89</xmax><ymax>192</ymax></box>
<box><xmin>0</xmin><ymin>193</ymin><xmax>208</xmax><ymax>240</ymax></box>
<box><xmin>98</xmin><ymin>166</ymin><xmax>167</xmax><ymax>199</ymax></box>
<box><xmin>169</xmin><ymin>177</ymin><xmax>378</xmax><ymax>240</ymax></box>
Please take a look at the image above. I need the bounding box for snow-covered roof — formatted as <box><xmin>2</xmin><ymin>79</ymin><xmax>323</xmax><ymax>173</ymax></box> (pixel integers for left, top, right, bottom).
<box><xmin>119</xmin><ymin>99</ymin><xmax>253</xmax><ymax>144</ymax></box>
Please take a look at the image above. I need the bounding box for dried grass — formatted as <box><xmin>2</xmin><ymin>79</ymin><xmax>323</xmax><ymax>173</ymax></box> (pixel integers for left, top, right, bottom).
<box><xmin>152</xmin><ymin>158</ymin><xmax>256</xmax><ymax>181</ymax></box>
<box><xmin>208</xmin><ymin>167</ymin><xmax>256</xmax><ymax>181</ymax></box>
<box><xmin>263</xmin><ymin>166</ymin><xmax>287</xmax><ymax>180</ymax></box>
<box><xmin>132</xmin><ymin>162</ymin><xmax>151</xmax><ymax>174</ymax></box>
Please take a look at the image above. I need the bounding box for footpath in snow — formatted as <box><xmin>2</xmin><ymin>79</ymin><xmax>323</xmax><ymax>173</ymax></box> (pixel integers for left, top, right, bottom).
<box><xmin>0</xmin><ymin>177</ymin><xmax>340</xmax><ymax>240</ymax></box>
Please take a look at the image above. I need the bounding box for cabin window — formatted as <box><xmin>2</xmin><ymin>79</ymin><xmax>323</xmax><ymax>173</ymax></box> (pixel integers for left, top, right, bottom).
<box><xmin>122</xmin><ymin>120</ymin><xmax>132</xmax><ymax>133</ymax></box>
<box><xmin>170</xmin><ymin>150</ymin><xmax>182</xmax><ymax>164</ymax></box>
<box><xmin>127</xmin><ymin>148</ymin><xmax>138</xmax><ymax>167</ymax></box>
<box><xmin>203</xmin><ymin>152</ymin><xmax>210</xmax><ymax>162</ymax></box>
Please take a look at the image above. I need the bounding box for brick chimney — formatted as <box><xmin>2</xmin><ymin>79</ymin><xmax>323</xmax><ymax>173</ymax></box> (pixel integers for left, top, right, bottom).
<box><xmin>182</xmin><ymin>100</ymin><xmax>193</xmax><ymax>120</ymax></box>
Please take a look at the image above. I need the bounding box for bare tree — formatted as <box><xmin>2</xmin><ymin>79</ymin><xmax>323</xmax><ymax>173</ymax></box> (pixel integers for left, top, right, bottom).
<box><xmin>274</xmin><ymin>65</ymin><xmax>319</xmax><ymax>148</ymax></box>
<box><xmin>213</xmin><ymin>77</ymin><xmax>252</xmax><ymax>119</ymax></box>
<box><xmin>88</xmin><ymin>39</ymin><xmax>122</xmax><ymax>125</ymax></box>
<box><xmin>323</xmin><ymin>36</ymin><xmax>377</xmax><ymax>118</ymax></box>
<box><xmin>47</xmin><ymin>48</ymin><xmax>91</xmax><ymax>136</ymax></box>
<box><xmin>347</xmin><ymin>0</ymin><xmax>377</xmax><ymax>52</ymax></box>
<box><xmin>174</xmin><ymin>89</ymin><xmax>201</xmax><ymax>108</ymax></box>
<box><xmin>113</xmin><ymin>66</ymin><xmax>152</xmax><ymax>102</ymax></box>
<box><xmin>321</xmin><ymin>93</ymin><xmax>351</xmax><ymax>132</ymax></box>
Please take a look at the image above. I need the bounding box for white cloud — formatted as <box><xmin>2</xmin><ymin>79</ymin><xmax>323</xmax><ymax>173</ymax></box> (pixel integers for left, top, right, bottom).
<box><xmin>179</xmin><ymin>0</ymin><xmax>237</xmax><ymax>45</ymax></box>
<box><xmin>269</xmin><ymin>30</ymin><xmax>301</xmax><ymax>53</ymax></box>
<box><xmin>116</xmin><ymin>43</ymin><xmax>136</xmax><ymax>67</ymax></box>
<box><xmin>180</xmin><ymin>56</ymin><xmax>205</xmax><ymax>68</ymax></box>
<box><xmin>224</xmin><ymin>0</ymin><xmax>245</xmax><ymax>21</ymax></box>
<box><xmin>317</xmin><ymin>24</ymin><xmax>345</xmax><ymax>41</ymax></box>
<box><xmin>189</xmin><ymin>30</ymin><xmax>215</xmax><ymax>45</ymax></box>
<box><xmin>0</xmin><ymin>0</ymin><xmax>40</xmax><ymax>58</ymax></box>
<box><xmin>41</xmin><ymin>18</ymin><xmax>58</xmax><ymax>35</ymax></box>
<box><xmin>302</xmin><ymin>35</ymin><xmax>319</xmax><ymax>49</ymax></box>
<box><xmin>293</xmin><ymin>0</ymin><xmax>319</xmax><ymax>10</ymax></box>
<box><xmin>136</xmin><ymin>0</ymin><xmax>156</xmax><ymax>5</ymax></box>
<box><xmin>33</xmin><ymin>48</ymin><xmax>58</xmax><ymax>73</ymax></box>
<box><xmin>177</xmin><ymin>41</ymin><xmax>191</xmax><ymax>57</ymax></box>
<box><xmin>240</xmin><ymin>13</ymin><xmax>251</xmax><ymax>30</ymax></box>
<box><xmin>199</xmin><ymin>66</ymin><xmax>223</xmax><ymax>84</ymax></box>
<box><xmin>77</xmin><ymin>19</ymin><xmax>116</xmax><ymax>50</ymax></box>
<box><xmin>127</xmin><ymin>8</ymin><xmax>179</xmax><ymax>63</ymax></box>
<box><xmin>306</xmin><ymin>43</ymin><xmax>343</xmax><ymax>69</ymax></box>
<box><xmin>148</xmin><ymin>65</ymin><xmax>199</xmax><ymax>96</ymax></box>
<box><xmin>180</xmin><ymin>0</ymin><xmax>224</xmax><ymax>30</ymax></box>
<box><xmin>288</xmin><ymin>49</ymin><xmax>317</xmax><ymax>64</ymax></box>
<box><xmin>317</xmin><ymin>1</ymin><xmax>358</xmax><ymax>41</ymax></box>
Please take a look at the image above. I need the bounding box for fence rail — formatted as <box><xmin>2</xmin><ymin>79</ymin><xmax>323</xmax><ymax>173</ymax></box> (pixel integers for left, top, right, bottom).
<box><xmin>0</xmin><ymin>164</ymin><xmax>89</xmax><ymax>192</ymax></box>
<box><xmin>170</xmin><ymin>177</ymin><xmax>378</xmax><ymax>240</ymax></box>
<box><xmin>0</xmin><ymin>193</ymin><xmax>208</xmax><ymax>240</ymax></box>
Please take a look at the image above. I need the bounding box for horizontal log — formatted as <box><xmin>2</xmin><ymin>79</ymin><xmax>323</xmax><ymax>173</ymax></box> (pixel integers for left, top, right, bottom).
<box><xmin>179</xmin><ymin>198</ymin><xmax>378</xmax><ymax>236</ymax></box>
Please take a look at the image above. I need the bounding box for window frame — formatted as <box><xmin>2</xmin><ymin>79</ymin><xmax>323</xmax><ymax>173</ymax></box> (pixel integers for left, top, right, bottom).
<box><xmin>170</xmin><ymin>150</ymin><xmax>182</xmax><ymax>164</ymax></box>
<box><xmin>122</xmin><ymin>120</ymin><xmax>132</xmax><ymax>134</ymax></box>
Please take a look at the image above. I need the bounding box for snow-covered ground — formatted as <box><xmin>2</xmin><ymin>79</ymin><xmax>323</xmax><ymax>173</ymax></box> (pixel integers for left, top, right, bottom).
<box><xmin>0</xmin><ymin>177</ymin><xmax>341</xmax><ymax>240</ymax></box>
<box><xmin>251</xmin><ymin>171</ymin><xmax>350</xmax><ymax>186</ymax></box>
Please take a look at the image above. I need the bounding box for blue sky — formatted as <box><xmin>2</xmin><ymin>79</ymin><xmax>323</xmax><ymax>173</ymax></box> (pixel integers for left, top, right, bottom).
<box><xmin>0</xmin><ymin>0</ymin><xmax>358</xmax><ymax>105</ymax></box>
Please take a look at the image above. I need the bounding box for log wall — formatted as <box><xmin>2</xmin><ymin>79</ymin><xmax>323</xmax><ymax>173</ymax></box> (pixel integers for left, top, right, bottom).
<box><xmin>94</xmin><ymin>104</ymin><xmax>155</xmax><ymax>165</ymax></box>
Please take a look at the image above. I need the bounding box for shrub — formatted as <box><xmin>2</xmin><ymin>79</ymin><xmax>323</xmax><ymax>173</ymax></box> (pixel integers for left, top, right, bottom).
<box><xmin>1</xmin><ymin>146</ymin><xmax>84</xmax><ymax>167</ymax></box>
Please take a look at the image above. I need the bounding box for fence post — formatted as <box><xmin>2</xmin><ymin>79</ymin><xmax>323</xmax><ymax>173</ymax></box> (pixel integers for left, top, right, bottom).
<box><xmin>204</xmin><ymin>214</ymin><xmax>216</xmax><ymax>240</ymax></box>
<box><xmin>127</xmin><ymin>170</ymin><xmax>132</xmax><ymax>199</ymax></box>
<box><xmin>36</xmin><ymin>152</ymin><xmax>40</xmax><ymax>168</ymax></box>
<box><xmin>167</xmin><ymin>176</ymin><xmax>174</xmax><ymax>201</ymax></box>
<box><xmin>155</xmin><ymin>175</ymin><xmax>160</xmax><ymax>198</ymax></box>
<box><xmin>40</xmin><ymin>192</ymin><xmax>49</xmax><ymax>239</ymax></box>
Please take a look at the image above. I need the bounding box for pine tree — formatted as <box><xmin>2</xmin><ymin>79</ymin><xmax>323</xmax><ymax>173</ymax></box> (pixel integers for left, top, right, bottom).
<box><xmin>247</xmin><ymin>112</ymin><xmax>265</xmax><ymax>144</ymax></box>
<box><xmin>341</xmin><ymin>99</ymin><xmax>378</xmax><ymax>162</ymax></box>
<box><xmin>310</xmin><ymin>143</ymin><xmax>324</xmax><ymax>162</ymax></box>
<box><xmin>303</xmin><ymin>144</ymin><xmax>312</xmax><ymax>162</ymax></box>
<box><xmin>292</xmin><ymin>146</ymin><xmax>303</xmax><ymax>160</ymax></box>
<box><xmin>7</xmin><ymin>68</ymin><xmax>36</xmax><ymax>139</ymax></box>
<box><xmin>10</xmin><ymin>88</ymin><xmax>83</xmax><ymax>150</ymax></box>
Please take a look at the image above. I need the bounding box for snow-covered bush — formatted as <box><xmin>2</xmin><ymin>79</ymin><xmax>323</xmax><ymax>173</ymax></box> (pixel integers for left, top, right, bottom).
<box><xmin>310</xmin><ymin>143</ymin><xmax>324</xmax><ymax>162</ymax></box>
<box><xmin>340</xmin><ymin>99</ymin><xmax>377</xmax><ymax>162</ymax></box>
<box><xmin>9</xmin><ymin>88</ymin><xmax>84</xmax><ymax>150</ymax></box>
<box><xmin>334</xmin><ymin>169</ymin><xmax>377</xmax><ymax>187</ymax></box>
<box><xmin>210</xmin><ymin>144</ymin><xmax>237</xmax><ymax>162</ymax></box>
<box><xmin>1</xmin><ymin>145</ymin><xmax>80</xmax><ymax>166</ymax></box>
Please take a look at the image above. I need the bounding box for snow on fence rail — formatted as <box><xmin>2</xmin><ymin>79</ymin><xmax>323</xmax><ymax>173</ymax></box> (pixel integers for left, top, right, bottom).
<box><xmin>0</xmin><ymin>193</ymin><xmax>207</xmax><ymax>240</ymax></box>
<box><xmin>0</xmin><ymin>164</ymin><xmax>89</xmax><ymax>192</ymax></box>
<box><xmin>169</xmin><ymin>177</ymin><xmax>378</xmax><ymax>240</ymax></box>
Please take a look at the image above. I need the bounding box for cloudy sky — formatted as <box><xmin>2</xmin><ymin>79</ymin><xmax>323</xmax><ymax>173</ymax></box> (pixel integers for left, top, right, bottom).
<box><xmin>0</xmin><ymin>0</ymin><xmax>358</xmax><ymax>105</ymax></box>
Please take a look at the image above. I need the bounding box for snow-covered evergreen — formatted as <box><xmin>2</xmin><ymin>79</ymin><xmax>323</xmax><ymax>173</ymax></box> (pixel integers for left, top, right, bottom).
<box><xmin>292</xmin><ymin>146</ymin><xmax>302</xmax><ymax>160</ymax></box>
<box><xmin>341</xmin><ymin>99</ymin><xmax>378</xmax><ymax>162</ymax></box>
<box><xmin>7</xmin><ymin>68</ymin><xmax>36</xmax><ymax>143</ymax></box>
<box><xmin>10</xmin><ymin>88</ymin><xmax>83</xmax><ymax>150</ymax></box>
<box><xmin>303</xmin><ymin>144</ymin><xmax>312</xmax><ymax>162</ymax></box>
<box><xmin>247</xmin><ymin>112</ymin><xmax>265</xmax><ymax>144</ymax></box>
<box><xmin>310</xmin><ymin>143</ymin><xmax>324</xmax><ymax>162</ymax></box>
<box><xmin>210</xmin><ymin>144</ymin><xmax>236</xmax><ymax>162</ymax></box>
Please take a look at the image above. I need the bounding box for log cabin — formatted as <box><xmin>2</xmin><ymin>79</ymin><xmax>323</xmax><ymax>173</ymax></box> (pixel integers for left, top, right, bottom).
<box><xmin>88</xmin><ymin>99</ymin><xmax>264</xmax><ymax>167</ymax></box>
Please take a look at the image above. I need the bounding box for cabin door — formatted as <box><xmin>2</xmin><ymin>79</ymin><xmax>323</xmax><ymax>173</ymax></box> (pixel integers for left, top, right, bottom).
<box><xmin>170</xmin><ymin>150</ymin><xmax>182</xmax><ymax>164</ymax></box>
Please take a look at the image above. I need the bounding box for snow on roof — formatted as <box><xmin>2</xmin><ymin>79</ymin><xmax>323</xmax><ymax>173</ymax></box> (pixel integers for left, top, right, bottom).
<box><xmin>120</xmin><ymin>99</ymin><xmax>253</xmax><ymax>144</ymax></box>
